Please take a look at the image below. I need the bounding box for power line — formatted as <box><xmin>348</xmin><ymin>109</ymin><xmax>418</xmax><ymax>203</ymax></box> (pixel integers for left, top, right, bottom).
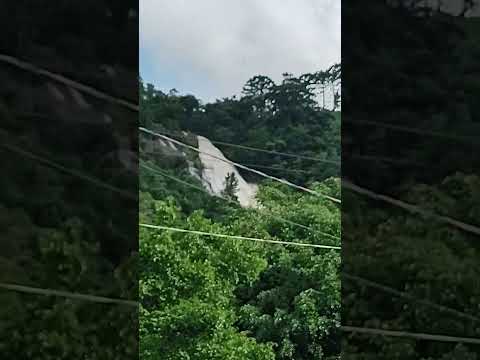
<box><xmin>5</xmin><ymin>52</ymin><xmax>477</xmax><ymax>148</ymax></box>
<box><xmin>143</xmin><ymin>162</ymin><xmax>479</xmax><ymax>324</ymax></box>
<box><xmin>0</xmin><ymin>54</ymin><xmax>138</xmax><ymax>112</ymax></box>
<box><xmin>139</xmin><ymin>127</ymin><xmax>341</xmax><ymax>204</ymax></box>
<box><xmin>2</xmin><ymin>142</ymin><xmax>136</xmax><ymax>200</ymax></box>
<box><xmin>244</xmin><ymin>153</ymin><xmax>429</xmax><ymax>169</ymax></box>
<box><xmin>141</xmin><ymin>167</ymin><xmax>480</xmax><ymax>321</ymax></box>
<box><xmin>142</xmin><ymin>130</ymin><xmax>429</xmax><ymax>172</ymax></box>
<box><xmin>144</xmin><ymin>128</ymin><xmax>435</xmax><ymax>170</ymax></box>
<box><xmin>140</xmin><ymin>224</ymin><xmax>341</xmax><ymax>250</ymax></box>
<box><xmin>343</xmin><ymin>274</ymin><xmax>480</xmax><ymax>323</ymax></box>
<box><xmin>141</xmin><ymin>217</ymin><xmax>475</xmax><ymax>327</ymax></box>
<box><xmin>345</xmin><ymin>153</ymin><xmax>430</xmax><ymax>168</ymax></box>
<box><xmin>141</xmin><ymin>137</ymin><xmax>318</xmax><ymax>174</ymax></box>
<box><xmin>144</xmin><ymin>129</ymin><xmax>480</xmax><ymax>237</ymax></box>
<box><xmin>0</xmin><ymin>55</ymin><xmax>137</xmax><ymax>199</ymax></box>
<box><xmin>344</xmin><ymin>118</ymin><xmax>479</xmax><ymax>145</ymax></box>
<box><xmin>140</xmin><ymin>162</ymin><xmax>340</xmax><ymax>241</ymax></box>
<box><xmin>342</xmin><ymin>326</ymin><xmax>480</xmax><ymax>345</ymax></box>
<box><xmin>142</xmin><ymin>135</ymin><xmax>427</xmax><ymax>175</ymax></box>
<box><xmin>0</xmin><ymin>282</ymin><xmax>138</xmax><ymax>307</ymax></box>
<box><xmin>11</xmin><ymin>56</ymin><xmax>479</xmax><ymax>323</ymax></box>
<box><xmin>145</xmin><ymin>127</ymin><xmax>340</xmax><ymax>165</ymax></box>
<box><xmin>143</xmin><ymin>163</ymin><xmax>478</xmax><ymax>324</ymax></box>
<box><xmin>343</xmin><ymin>179</ymin><xmax>480</xmax><ymax>237</ymax></box>
<box><xmin>140</xmin><ymin>162</ymin><xmax>209</xmax><ymax>194</ymax></box>
<box><xmin>143</xmin><ymin>129</ymin><xmax>427</xmax><ymax>170</ymax></box>
<box><xmin>239</xmin><ymin>164</ymin><xmax>314</xmax><ymax>174</ymax></box>
<box><xmin>173</xmin><ymin>135</ymin><xmax>479</xmax><ymax>236</ymax></box>
<box><xmin>0</xmin><ymin>55</ymin><xmax>139</xmax><ymax>309</ymax></box>
<box><xmin>209</xmin><ymin>140</ymin><xmax>340</xmax><ymax>165</ymax></box>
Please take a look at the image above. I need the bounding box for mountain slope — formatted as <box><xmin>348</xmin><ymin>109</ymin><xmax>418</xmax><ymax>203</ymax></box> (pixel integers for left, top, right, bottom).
<box><xmin>141</xmin><ymin>130</ymin><xmax>258</xmax><ymax>208</ymax></box>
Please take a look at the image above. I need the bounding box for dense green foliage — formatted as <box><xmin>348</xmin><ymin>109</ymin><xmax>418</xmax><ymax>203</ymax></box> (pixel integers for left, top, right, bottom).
<box><xmin>139</xmin><ymin>177</ymin><xmax>341</xmax><ymax>359</ymax></box>
<box><xmin>0</xmin><ymin>1</ymin><xmax>138</xmax><ymax>354</ymax></box>
<box><xmin>343</xmin><ymin>173</ymin><xmax>480</xmax><ymax>359</ymax></box>
<box><xmin>139</xmin><ymin>3</ymin><xmax>480</xmax><ymax>358</ymax></box>
<box><xmin>235</xmin><ymin>181</ymin><xmax>341</xmax><ymax>360</ymax></box>
<box><xmin>343</xmin><ymin>0</ymin><xmax>480</xmax><ymax>192</ymax></box>
<box><xmin>139</xmin><ymin>66</ymin><xmax>341</xmax><ymax>358</ymax></box>
<box><xmin>0</xmin><ymin>103</ymin><xmax>138</xmax><ymax>358</ymax></box>
<box><xmin>139</xmin><ymin>62</ymin><xmax>342</xmax><ymax>358</ymax></box>
<box><xmin>342</xmin><ymin>1</ymin><xmax>480</xmax><ymax>358</ymax></box>
<box><xmin>139</xmin><ymin>193</ymin><xmax>274</xmax><ymax>360</ymax></box>
<box><xmin>139</xmin><ymin>65</ymin><xmax>340</xmax><ymax>185</ymax></box>
<box><xmin>1</xmin><ymin>0</ymin><xmax>138</xmax><ymax>101</ymax></box>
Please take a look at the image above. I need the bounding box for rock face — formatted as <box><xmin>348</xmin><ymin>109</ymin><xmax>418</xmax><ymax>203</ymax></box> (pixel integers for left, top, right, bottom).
<box><xmin>196</xmin><ymin>136</ymin><xmax>258</xmax><ymax>208</ymax></box>
<box><xmin>150</xmin><ymin>132</ymin><xmax>258</xmax><ymax>208</ymax></box>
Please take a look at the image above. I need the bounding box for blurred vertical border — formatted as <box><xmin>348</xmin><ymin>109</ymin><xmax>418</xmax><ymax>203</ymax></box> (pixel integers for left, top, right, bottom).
<box><xmin>342</xmin><ymin>1</ymin><xmax>480</xmax><ymax>359</ymax></box>
<box><xmin>0</xmin><ymin>1</ymin><xmax>139</xmax><ymax>358</ymax></box>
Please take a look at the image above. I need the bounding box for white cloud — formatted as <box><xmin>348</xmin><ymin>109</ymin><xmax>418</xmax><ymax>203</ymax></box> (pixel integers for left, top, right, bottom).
<box><xmin>140</xmin><ymin>0</ymin><xmax>340</xmax><ymax>102</ymax></box>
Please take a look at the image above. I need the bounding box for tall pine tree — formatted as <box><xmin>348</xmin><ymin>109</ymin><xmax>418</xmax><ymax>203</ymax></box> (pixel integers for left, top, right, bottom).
<box><xmin>221</xmin><ymin>172</ymin><xmax>239</xmax><ymax>202</ymax></box>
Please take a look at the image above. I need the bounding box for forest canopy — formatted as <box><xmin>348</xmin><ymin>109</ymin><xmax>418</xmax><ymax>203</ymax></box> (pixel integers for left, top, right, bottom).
<box><xmin>139</xmin><ymin>65</ymin><xmax>342</xmax><ymax>359</ymax></box>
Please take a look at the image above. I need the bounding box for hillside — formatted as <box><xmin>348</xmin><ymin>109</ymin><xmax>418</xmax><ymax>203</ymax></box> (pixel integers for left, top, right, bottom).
<box><xmin>139</xmin><ymin>7</ymin><xmax>480</xmax><ymax>358</ymax></box>
<box><xmin>341</xmin><ymin>3</ymin><xmax>480</xmax><ymax>359</ymax></box>
<box><xmin>139</xmin><ymin>68</ymin><xmax>342</xmax><ymax>359</ymax></box>
<box><xmin>140</xmin><ymin>67</ymin><xmax>341</xmax><ymax>186</ymax></box>
<box><xmin>140</xmin><ymin>129</ymin><xmax>258</xmax><ymax>207</ymax></box>
<box><xmin>0</xmin><ymin>49</ymin><xmax>138</xmax><ymax>358</ymax></box>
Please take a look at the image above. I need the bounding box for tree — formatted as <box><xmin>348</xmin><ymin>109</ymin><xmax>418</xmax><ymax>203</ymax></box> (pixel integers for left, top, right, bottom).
<box><xmin>222</xmin><ymin>172</ymin><xmax>239</xmax><ymax>202</ymax></box>
<box><xmin>342</xmin><ymin>0</ymin><xmax>480</xmax><ymax>193</ymax></box>
<box><xmin>138</xmin><ymin>177</ymin><xmax>341</xmax><ymax>359</ymax></box>
<box><xmin>138</xmin><ymin>68</ymin><xmax>342</xmax><ymax>358</ymax></box>
<box><xmin>139</xmin><ymin>65</ymin><xmax>341</xmax><ymax>186</ymax></box>
<box><xmin>234</xmin><ymin>180</ymin><xmax>341</xmax><ymax>360</ymax></box>
<box><xmin>343</xmin><ymin>173</ymin><xmax>480</xmax><ymax>359</ymax></box>
<box><xmin>139</xmin><ymin>194</ymin><xmax>275</xmax><ymax>360</ymax></box>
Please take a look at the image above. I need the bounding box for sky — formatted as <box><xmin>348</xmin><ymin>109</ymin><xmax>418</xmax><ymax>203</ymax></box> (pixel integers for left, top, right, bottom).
<box><xmin>140</xmin><ymin>0</ymin><xmax>341</xmax><ymax>103</ymax></box>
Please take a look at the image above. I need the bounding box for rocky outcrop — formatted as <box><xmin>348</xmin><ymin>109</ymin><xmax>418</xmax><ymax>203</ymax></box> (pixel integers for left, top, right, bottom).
<box><xmin>197</xmin><ymin>136</ymin><xmax>258</xmax><ymax>208</ymax></box>
<box><xmin>147</xmin><ymin>132</ymin><xmax>258</xmax><ymax>208</ymax></box>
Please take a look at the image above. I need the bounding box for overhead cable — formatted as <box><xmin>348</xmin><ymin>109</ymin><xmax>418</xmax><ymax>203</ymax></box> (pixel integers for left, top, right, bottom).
<box><xmin>139</xmin><ymin>223</ymin><xmax>341</xmax><ymax>250</ymax></box>
<box><xmin>342</xmin><ymin>326</ymin><xmax>480</xmax><ymax>345</ymax></box>
<box><xmin>343</xmin><ymin>179</ymin><xmax>480</xmax><ymax>236</ymax></box>
<box><xmin>140</xmin><ymin>162</ymin><xmax>340</xmax><ymax>241</ymax></box>
<box><xmin>2</xmin><ymin>142</ymin><xmax>136</xmax><ymax>200</ymax></box>
<box><xmin>0</xmin><ymin>54</ymin><xmax>138</xmax><ymax>112</ymax></box>
<box><xmin>4</xmin><ymin>52</ymin><xmax>477</xmax><ymax>146</ymax></box>
<box><xmin>142</xmin><ymin>163</ymin><xmax>477</xmax><ymax>323</ymax></box>
<box><xmin>343</xmin><ymin>274</ymin><xmax>480</xmax><ymax>323</ymax></box>
<box><xmin>209</xmin><ymin>140</ymin><xmax>340</xmax><ymax>165</ymax></box>
<box><xmin>0</xmin><ymin>282</ymin><xmax>138</xmax><ymax>307</ymax></box>
<box><xmin>142</xmin><ymin>128</ymin><xmax>432</xmax><ymax>169</ymax></box>
<box><xmin>141</xmin><ymin>128</ymin><xmax>341</xmax><ymax>165</ymax></box>
<box><xmin>139</xmin><ymin>127</ymin><xmax>341</xmax><ymax>203</ymax></box>
<box><xmin>344</xmin><ymin>118</ymin><xmax>478</xmax><ymax>145</ymax></box>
